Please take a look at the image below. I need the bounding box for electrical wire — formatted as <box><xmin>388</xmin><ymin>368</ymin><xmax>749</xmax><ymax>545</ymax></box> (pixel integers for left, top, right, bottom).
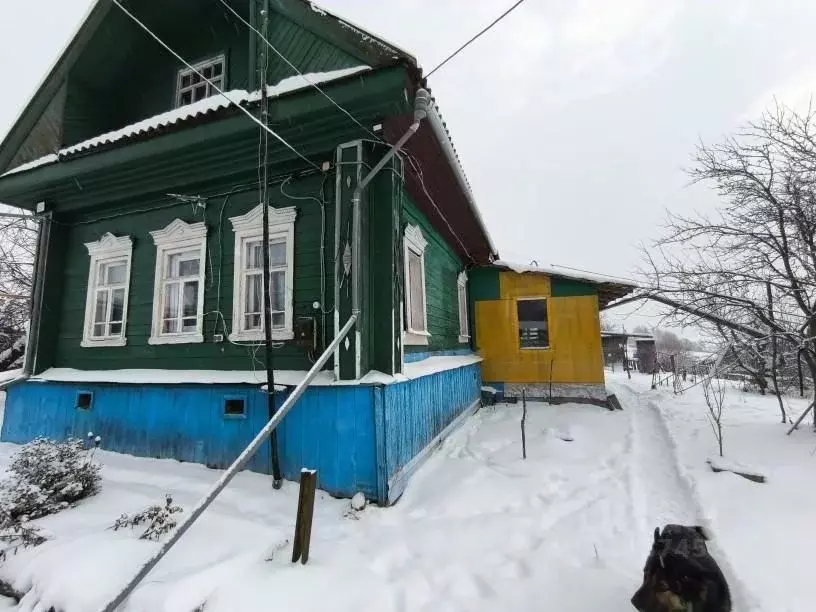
<box><xmin>111</xmin><ymin>0</ymin><xmax>320</xmax><ymax>172</ymax></box>
<box><xmin>426</xmin><ymin>0</ymin><xmax>529</xmax><ymax>78</ymax></box>
<box><xmin>220</xmin><ymin>3</ymin><xmax>479</xmax><ymax>264</ymax></box>
<box><xmin>219</xmin><ymin>0</ymin><xmax>380</xmax><ymax>143</ymax></box>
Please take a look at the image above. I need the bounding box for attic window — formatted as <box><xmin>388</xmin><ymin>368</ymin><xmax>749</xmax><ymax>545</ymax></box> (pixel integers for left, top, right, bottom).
<box><xmin>176</xmin><ymin>55</ymin><xmax>226</xmax><ymax>107</ymax></box>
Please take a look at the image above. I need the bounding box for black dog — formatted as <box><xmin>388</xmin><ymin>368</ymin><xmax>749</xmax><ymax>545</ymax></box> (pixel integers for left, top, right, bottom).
<box><xmin>631</xmin><ymin>524</ymin><xmax>732</xmax><ymax>612</ymax></box>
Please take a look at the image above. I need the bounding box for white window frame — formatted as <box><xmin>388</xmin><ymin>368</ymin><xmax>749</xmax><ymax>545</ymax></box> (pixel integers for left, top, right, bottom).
<box><xmin>229</xmin><ymin>203</ymin><xmax>297</xmax><ymax>342</ymax></box>
<box><xmin>403</xmin><ymin>224</ymin><xmax>430</xmax><ymax>346</ymax></box>
<box><xmin>457</xmin><ymin>271</ymin><xmax>470</xmax><ymax>343</ymax></box>
<box><xmin>148</xmin><ymin>219</ymin><xmax>207</xmax><ymax>345</ymax></box>
<box><xmin>81</xmin><ymin>233</ymin><xmax>133</xmax><ymax>348</ymax></box>
<box><xmin>176</xmin><ymin>54</ymin><xmax>226</xmax><ymax>108</ymax></box>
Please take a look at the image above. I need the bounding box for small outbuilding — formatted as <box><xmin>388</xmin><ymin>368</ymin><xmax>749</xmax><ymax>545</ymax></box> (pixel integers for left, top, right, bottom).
<box><xmin>469</xmin><ymin>262</ymin><xmax>635</xmax><ymax>404</ymax></box>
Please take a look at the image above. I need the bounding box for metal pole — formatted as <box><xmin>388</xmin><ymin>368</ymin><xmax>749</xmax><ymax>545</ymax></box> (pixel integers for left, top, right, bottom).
<box><xmin>787</xmin><ymin>401</ymin><xmax>814</xmax><ymax>435</ymax></box>
<box><xmin>258</xmin><ymin>0</ymin><xmax>282</xmax><ymax>488</ymax></box>
<box><xmin>99</xmin><ymin>315</ymin><xmax>358</xmax><ymax>612</ymax></box>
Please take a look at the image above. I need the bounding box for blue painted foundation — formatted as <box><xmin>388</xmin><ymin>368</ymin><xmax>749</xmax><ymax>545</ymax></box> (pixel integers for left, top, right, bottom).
<box><xmin>2</xmin><ymin>363</ymin><xmax>481</xmax><ymax>504</ymax></box>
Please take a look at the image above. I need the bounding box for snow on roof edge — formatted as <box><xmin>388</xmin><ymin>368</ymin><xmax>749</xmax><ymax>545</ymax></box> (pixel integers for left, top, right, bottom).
<box><xmin>495</xmin><ymin>260</ymin><xmax>637</xmax><ymax>288</ymax></box>
<box><xmin>1</xmin><ymin>65</ymin><xmax>370</xmax><ymax>178</ymax></box>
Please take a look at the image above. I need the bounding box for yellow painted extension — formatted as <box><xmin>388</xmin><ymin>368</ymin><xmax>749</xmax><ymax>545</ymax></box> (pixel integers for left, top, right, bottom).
<box><xmin>475</xmin><ymin>271</ymin><xmax>604</xmax><ymax>385</ymax></box>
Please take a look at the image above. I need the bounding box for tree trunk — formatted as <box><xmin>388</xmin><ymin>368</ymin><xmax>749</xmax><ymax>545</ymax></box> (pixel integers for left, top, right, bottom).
<box><xmin>766</xmin><ymin>281</ymin><xmax>787</xmax><ymax>423</ymax></box>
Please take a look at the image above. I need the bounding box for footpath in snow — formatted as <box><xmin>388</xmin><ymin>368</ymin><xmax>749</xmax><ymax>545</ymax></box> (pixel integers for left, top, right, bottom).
<box><xmin>1</xmin><ymin>376</ymin><xmax>806</xmax><ymax>611</ymax></box>
<box><xmin>610</xmin><ymin>371</ymin><xmax>816</xmax><ymax>612</ymax></box>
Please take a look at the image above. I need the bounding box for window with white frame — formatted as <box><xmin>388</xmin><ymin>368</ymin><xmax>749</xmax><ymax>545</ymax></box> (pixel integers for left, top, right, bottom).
<box><xmin>149</xmin><ymin>219</ymin><xmax>207</xmax><ymax>345</ymax></box>
<box><xmin>229</xmin><ymin>204</ymin><xmax>297</xmax><ymax>342</ymax></box>
<box><xmin>403</xmin><ymin>224</ymin><xmax>430</xmax><ymax>345</ymax></box>
<box><xmin>176</xmin><ymin>55</ymin><xmax>225</xmax><ymax>107</ymax></box>
<box><xmin>457</xmin><ymin>271</ymin><xmax>469</xmax><ymax>343</ymax></box>
<box><xmin>82</xmin><ymin>233</ymin><xmax>133</xmax><ymax>348</ymax></box>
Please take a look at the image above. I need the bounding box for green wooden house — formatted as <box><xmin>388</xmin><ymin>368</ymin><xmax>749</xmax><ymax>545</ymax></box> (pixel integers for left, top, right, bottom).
<box><xmin>0</xmin><ymin>0</ymin><xmax>496</xmax><ymax>504</ymax></box>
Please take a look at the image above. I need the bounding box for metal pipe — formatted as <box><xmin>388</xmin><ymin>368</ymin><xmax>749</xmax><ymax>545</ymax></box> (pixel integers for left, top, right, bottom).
<box><xmin>99</xmin><ymin>314</ymin><xmax>359</xmax><ymax>612</ymax></box>
<box><xmin>348</xmin><ymin>89</ymin><xmax>429</xmax><ymax>378</ymax></box>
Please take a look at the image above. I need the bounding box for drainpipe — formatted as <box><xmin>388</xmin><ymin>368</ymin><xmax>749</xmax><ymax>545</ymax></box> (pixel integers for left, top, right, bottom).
<box><xmin>349</xmin><ymin>88</ymin><xmax>430</xmax><ymax>378</ymax></box>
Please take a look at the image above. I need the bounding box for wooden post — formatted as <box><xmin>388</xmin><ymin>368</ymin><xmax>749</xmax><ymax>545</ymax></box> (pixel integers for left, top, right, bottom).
<box><xmin>521</xmin><ymin>389</ymin><xmax>528</xmax><ymax>460</ymax></box>
<box><xmin>292</xmin><ymin>469</ymin><xmax>318</xmax><ymax>564</ymax></box>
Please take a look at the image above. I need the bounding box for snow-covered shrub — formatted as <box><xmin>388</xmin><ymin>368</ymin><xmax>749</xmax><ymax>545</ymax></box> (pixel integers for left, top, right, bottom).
<box><xmin>111</xmin><ymin>494</ymin><xmax>183</xmax><ymax>541</ymax></box>
<box><xmin>0</xmin><ymin>437</ymin><xmax>102</xmax><ymax>521</ymax></box>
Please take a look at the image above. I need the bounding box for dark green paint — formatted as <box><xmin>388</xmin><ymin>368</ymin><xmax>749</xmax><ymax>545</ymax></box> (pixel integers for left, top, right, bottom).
<box><xmin>467</xmin><ymin>267</ymin><xmax>500</xmax><ymax>302</ymax></box>
<box><xmin>402</xmin><ymin>195</ymin><xmax>465</xmax><ymax>354</ymax></box>
<box><xmin>551</xmin><ymin>277</ymin><xmax>598</xmax><ymax>298</ymax></box>
<box><xmin>0</xmin><ymin>66</ymin><xmax>410</xmax><ymax>209</ymax></box>
<box><xmin>37</xmin><ymin>172</ymin><xmax>334</xmax><ymax>374</ymax></box>
<box><xmin>367</xmin><ymin>151</ymin><xmax>402</xmax><ymax>374</ymax></box>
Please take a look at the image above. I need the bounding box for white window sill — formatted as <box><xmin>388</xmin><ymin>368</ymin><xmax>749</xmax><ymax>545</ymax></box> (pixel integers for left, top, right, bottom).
<box><xmin>404</xmin><ymin>330</ymin><xmax>430</xmax><ymax>346</ymax></box>
<box><xmin>81</xmin><ymin>337</ymin><xmax>127</xmax><ymax>348</ymax></box>
<box><xmin>229</xmin><ymin>330</ymin><xmax>295</xmax><ymax>343</ymax></box>
<box><xmin>149</xmin><ymin>333</ymin><xmax>204</xmax><ymax>346</ymax></box>
<box><xmin>458</xmin><ymin>335</ymin><xmax>471</xmax><ymax>344</ymax></box>
<box><xmin>520</xmin><ymin>346</ymin><xmax>551</xmax><ymax>351</ymax></box>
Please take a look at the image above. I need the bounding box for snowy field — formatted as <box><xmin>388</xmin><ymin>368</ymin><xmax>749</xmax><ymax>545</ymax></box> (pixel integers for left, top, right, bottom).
<box><xmin>0</xmin><ymin>375</ymin><xmax>813</xmax><ymax>611</ymax></box>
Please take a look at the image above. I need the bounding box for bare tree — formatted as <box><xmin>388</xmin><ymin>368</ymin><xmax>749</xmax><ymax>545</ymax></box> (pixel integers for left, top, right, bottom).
<box><xmin>0</xmin><ymin>208</ymin><xmax>36</xmax><ymax>370</ymax></box>
<box><xmin>702</xmin><ymin>375</ymin><xmax>727</xmax><ymax>457</ymax></box>
<box><xmin>644</xmin><ymin>102</ymin><xmax>816</xmax><ymax>428</ymax></box>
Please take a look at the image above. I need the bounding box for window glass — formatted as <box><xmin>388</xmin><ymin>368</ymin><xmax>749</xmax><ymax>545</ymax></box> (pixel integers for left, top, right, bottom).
<box><xmin>407</xmin><ymin>250</ymin><xmax>425</xmax><ymax>331</ymax></box>
<box><xmin>517</xmin><ymin>299</ymin><xmax>549</xmax><ymax>348</ymax></box>
<box><xmin>177</xmin><ymin>56</ymin><xmax>225</xmax><ymax>107</ymax></box>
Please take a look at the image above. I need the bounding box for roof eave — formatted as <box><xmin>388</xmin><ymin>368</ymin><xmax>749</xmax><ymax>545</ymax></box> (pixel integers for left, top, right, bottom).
<box><xmin>0</xmin><ymin>0</ymin><xmax>110</xmax><ymax>174</ymax></box>
<box><xmin>424</xmin><ymin>103</ymin><xmax>498</xmax><ymax>260</ymax></box>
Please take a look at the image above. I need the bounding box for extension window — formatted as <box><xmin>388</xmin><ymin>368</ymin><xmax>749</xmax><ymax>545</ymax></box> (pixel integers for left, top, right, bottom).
<box><xmin>517</xmin><ymin>298</ymin><xmax>549</xmax><ymax>349</ymax></box>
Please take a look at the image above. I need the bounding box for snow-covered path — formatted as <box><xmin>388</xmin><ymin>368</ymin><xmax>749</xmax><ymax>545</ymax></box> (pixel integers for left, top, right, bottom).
<box><xmin>0</xmin><ymin>387</ymin><xmax>731</xmax><ymax>612</ymax></box>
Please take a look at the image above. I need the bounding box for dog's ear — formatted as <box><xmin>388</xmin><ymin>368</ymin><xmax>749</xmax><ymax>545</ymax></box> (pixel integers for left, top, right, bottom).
<box><xmin>653</xmin><ymin>527</ymin><xmax>660</xmax><ymax>543</ymax></box>
<box><xmin>693</xmin><ymin>525</ymin><xmax>709</xmax><ymax>540</ymax></box>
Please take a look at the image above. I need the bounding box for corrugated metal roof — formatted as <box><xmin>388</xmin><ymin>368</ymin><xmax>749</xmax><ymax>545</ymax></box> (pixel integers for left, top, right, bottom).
<box><xmin>1</xmin><ymin>66</ymin><xmax>369</xmax><ymax>177</ymax></box>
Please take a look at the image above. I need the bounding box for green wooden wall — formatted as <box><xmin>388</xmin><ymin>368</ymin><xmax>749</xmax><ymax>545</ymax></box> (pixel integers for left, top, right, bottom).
<box><xmin>62</xmin><ymin>0</ymin><xmax>360</xmax><ymax>147</ymax></box>
<box><xmin>402</xmin><ymin>194</ymin><xmax>466</xmax><ymax>355</ymax></box>
<box><xmin>43</xmin><ymin>172</ymin><xmax>334</xmax><ymax>372</ymax></box>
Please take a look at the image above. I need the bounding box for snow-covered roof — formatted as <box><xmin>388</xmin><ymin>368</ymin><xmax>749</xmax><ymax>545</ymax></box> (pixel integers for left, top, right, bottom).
<box><xmin>495</xmin><ymin>260</ymin><xmax>637</xmax><ymax>288</ymax></box>
<box><xmin>1</xmin><ymin>66</ymin><xmax>370</xmax><ymax>177</ymax></box>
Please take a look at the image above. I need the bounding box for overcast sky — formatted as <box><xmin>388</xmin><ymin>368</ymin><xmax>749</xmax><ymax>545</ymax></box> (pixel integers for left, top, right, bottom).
<box><xmin>3</xmin><ymin>0</ymin><xmax>816</xmax><ymax>332</ymax></box>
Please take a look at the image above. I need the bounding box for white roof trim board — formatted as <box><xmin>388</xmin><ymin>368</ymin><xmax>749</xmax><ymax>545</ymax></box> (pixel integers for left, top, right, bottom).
<box><xmin>495</xmin><ymin>260</ymin><xmax>637</xmax><ymax>288</ymax></box>
<box><xmin>2</xmin><ymin>66</ymin><xmax>370</xmax><ymax>177</ymax></box>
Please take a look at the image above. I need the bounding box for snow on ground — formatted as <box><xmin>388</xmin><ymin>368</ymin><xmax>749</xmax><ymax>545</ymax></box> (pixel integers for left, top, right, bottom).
<box><xmin>609</xmin><ymin>371</ymin><xmax>816</xmax><ymax>612</ymax></box>
<box><xmin>0</xmin><ymin>375</ymin><xmax>812</xmax><ymax>611</ymax></box>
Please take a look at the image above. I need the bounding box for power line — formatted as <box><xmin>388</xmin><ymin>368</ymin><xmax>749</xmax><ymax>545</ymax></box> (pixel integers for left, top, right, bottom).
<box><xmin>220</xmin><ymin>0</ymin><xmax>478</xmax><ymax>262</ymax></box>
<box><xmin>111</xmin><ymin>0</ymin><xmax>320</xmax><ymax>171</ymax></box>
<box><xmin>218</xmin><ymin>0</ymin><xmax>380</xmax><ymax>143</ymax></box>
<box><xmin>426</xmin><ymin>0</ymin><xmax>528</xmax><ymax>79</ymax></box>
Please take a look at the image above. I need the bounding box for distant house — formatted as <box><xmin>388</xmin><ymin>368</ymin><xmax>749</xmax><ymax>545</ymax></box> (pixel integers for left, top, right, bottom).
<box><xmin>0</xmin><ymin>0</ymin><xmax>496</xmax><ymax>504</ymax></box>
<box><xmin>470</xmin><ymin>262</ymin><xmax>635</xmax><ymax>404</ymax></box>
<box><xmin>601</xmin><ymin>331</ymin><xmax>655</xmax><ymax>373</ymax></box>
